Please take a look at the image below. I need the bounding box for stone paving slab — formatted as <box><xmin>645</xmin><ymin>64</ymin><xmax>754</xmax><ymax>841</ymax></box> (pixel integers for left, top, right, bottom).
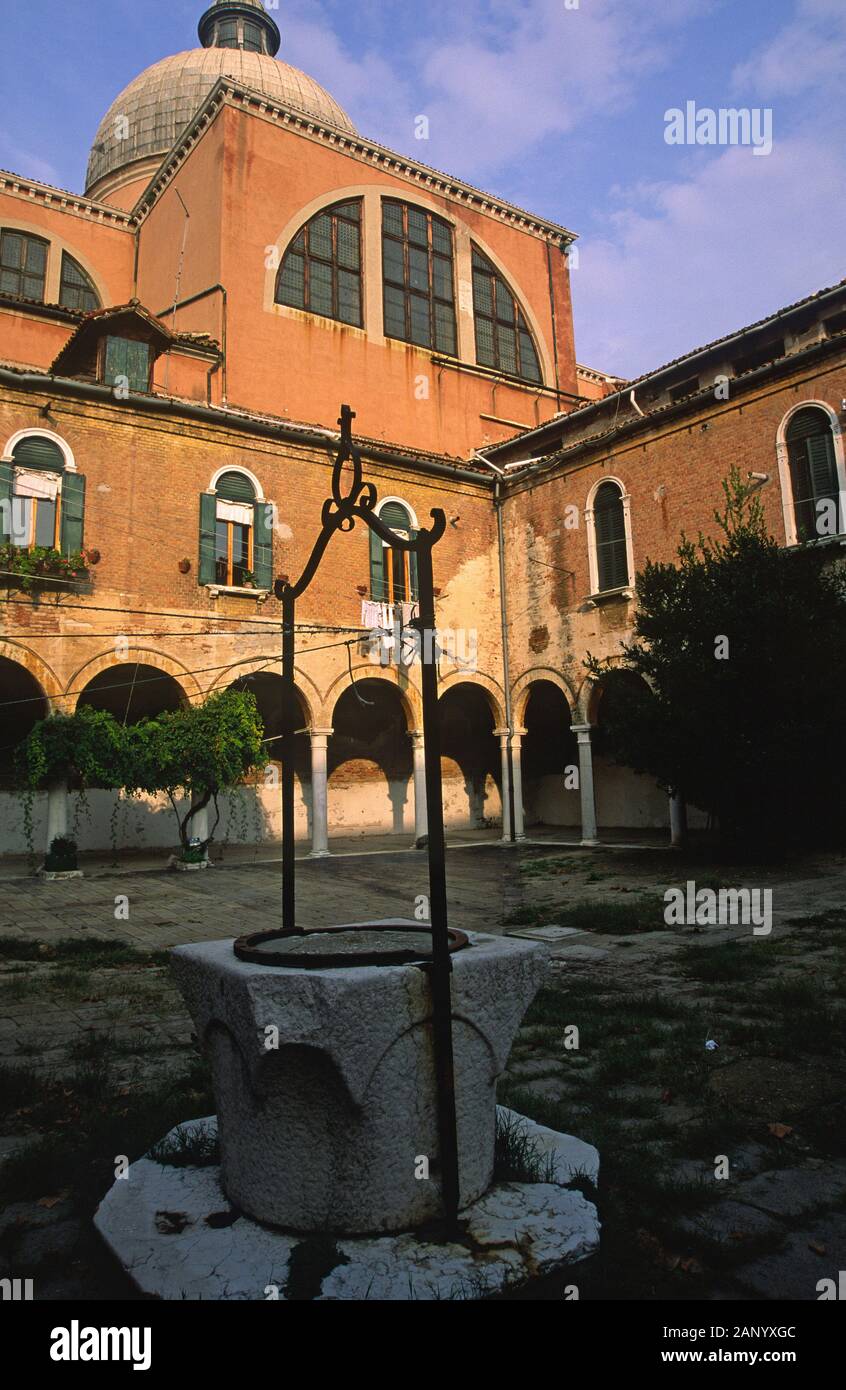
<box><xmin>733</xmin><ymin>1215</ymin><xmax>846</xmax><ymax>1300</ymax></box>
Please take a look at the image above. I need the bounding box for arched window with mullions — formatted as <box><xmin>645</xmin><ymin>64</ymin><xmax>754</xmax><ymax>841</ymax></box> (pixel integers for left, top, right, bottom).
<box><xmin>471</xmin><ymin>247</ymin><xmax>542</xmax><ymax>384</ymax></box>
<box><xmin>59</xmin><ymin>253</ymin><xmax>100</xmax><ymax>313</ymax></box>
<box><xmin>275</xmin><ymin>201</ymin><xmax>363</xmax><ymax>327</ymax></box>
<box><xmin>591</xmin><ymin>481</ymin><xmax>631</xmax><ymax>593</ymax></box>
<box><xmin>785</xmin><ymin>407</ymin><xmax>841</xmax><ymax>543</ymax></box>
<box><xmin>0</xmin><ymin>230</ymin><xmax>48</xmax><ymax>303</ymax></box>
<box><xmin>369</xmin><ymin>500</ymin><xmax>419</xmax><ymax>605</ymax></box>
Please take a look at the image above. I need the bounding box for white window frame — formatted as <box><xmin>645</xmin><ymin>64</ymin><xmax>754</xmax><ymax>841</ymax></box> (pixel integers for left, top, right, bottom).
<box><xmin>776</xmin><ymin>400</ymin><xmax>846</xmax><ymax>547</ymax></box>
<box><xmin>4</xmin><ymin>429</ymin><xmax>77</xmax><ymax>472</ymax></box>
<box><xmin>584</xmin><ymin>475</ymin><xmax>634</xmax><ymax>598</ymax></box>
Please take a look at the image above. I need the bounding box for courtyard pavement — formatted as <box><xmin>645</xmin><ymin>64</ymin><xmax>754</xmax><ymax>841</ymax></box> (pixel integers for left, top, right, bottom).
<box><xmin>0</xmin><ymin>836</ymin><xmax>844</xmax><ymax>1300</ymax></box>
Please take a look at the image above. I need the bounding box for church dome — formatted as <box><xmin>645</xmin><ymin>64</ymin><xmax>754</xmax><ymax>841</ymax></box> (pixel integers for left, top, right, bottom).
<box><xmin>85</xmin><ymin>2</ymin><xmax>356</xmax><ymax>199</ymax></box>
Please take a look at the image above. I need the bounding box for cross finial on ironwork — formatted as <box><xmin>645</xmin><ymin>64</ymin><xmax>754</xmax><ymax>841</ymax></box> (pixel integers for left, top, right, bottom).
<box><xmin>339</xmin><ymin>404</ymin><xmax>356</xmax><ymax>444</ymax></box>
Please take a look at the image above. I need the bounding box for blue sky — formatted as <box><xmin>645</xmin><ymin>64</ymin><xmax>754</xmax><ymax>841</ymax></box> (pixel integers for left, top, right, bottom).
<box><xmin>2</xmin><ymin>0</ymin><xmax>845</xmax><ymax>379</ymax></box>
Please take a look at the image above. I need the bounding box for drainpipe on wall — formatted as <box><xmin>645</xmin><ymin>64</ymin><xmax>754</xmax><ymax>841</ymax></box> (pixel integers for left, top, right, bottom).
<box><xmin>494</xmin><ymin>475</ymin><xmax>516</xmax><ymax>842</ymax></box>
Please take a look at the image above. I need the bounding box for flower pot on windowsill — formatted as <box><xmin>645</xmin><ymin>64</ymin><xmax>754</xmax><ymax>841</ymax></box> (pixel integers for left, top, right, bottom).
<box><xmin>0</xmin><ymin>545</ymin><xmax>90</xmax><ymax>594</ymax></box>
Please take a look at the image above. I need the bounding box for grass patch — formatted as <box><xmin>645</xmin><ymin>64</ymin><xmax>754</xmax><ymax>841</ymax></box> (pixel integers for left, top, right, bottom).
<box><xmin>149</xmin><ymin>1122</ymin><xmax>219</xmax><ymax>1168</ymax></box>
<box><xmin>0</xmin><ymin>937</ymin><xmax>169</xmax><ymax>969</ymax></box>
<box><xmin>677</xmin><ymin>942</ymin><xmax>768</xmax><ymax>984</ymax></box>
<box><xmin>494</xmin><ymin>1109</ymin><xmax>559</xmax><ymax>1184</ymax></box>
<box><xmin>540</xmin><ymin>899</ymin><xmax>668</xmax><ymax>936</ymax></box>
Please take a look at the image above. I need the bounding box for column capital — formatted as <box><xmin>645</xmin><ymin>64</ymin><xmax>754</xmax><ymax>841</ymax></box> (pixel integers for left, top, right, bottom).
<box><xmin>310</xmin><ymin>727</ymin><xmax>334</xmax><ymax>740</ymax></box>
<box><xmin>571</xmin><ymin>723</ymin><xmax>595</xmax><ymax>739</ymax></box>
<box><xmin>408</xmin><ymin>729</ymin><xmax>425</xmax><ymax>747</ymax></box>
<box><xmin>493</xmin><ymin>726</ymin><xmax>510</xmax><ymax>740</ymax></box>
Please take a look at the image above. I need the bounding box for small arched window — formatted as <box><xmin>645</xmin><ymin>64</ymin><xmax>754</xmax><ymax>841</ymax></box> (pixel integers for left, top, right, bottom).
<box><xmin>593</xmin><ymin>482</ymin><xmax>630</xmax><ymax>593</ymax></box>
<box><xmin>369</xmin><ymin>500</ymin><xmax>419</xmax><ymax>605</ymax></box>
<box><xmin>471</xmin><ymin>247</ymin><xmax>541</xmax><ymax>384</ymax></box>
<box><xmin>275</xmin><ymin>201</ymin><xmax>363</xmax><ymax>327</ymax></box>
<box><xmin>0</xmin><ymin>434</ymin><xmax>86</xmax><ymax>556</ymax></box>
<box><xmin>199</xmin><ymin>470</ymin><xmax>273</xmax><ymax>592</ymax></box>
<box><xmin>0</xmin><ymin>230</ymin><xmax>48</xmax><ymax>303</ymax></box>
<box><xmin>786</xmin><ymin>407</ymin><xmax>840</xmax><ymax>542</ymax></box>
<box><xmin>59</xmin><ymin>253</ymin><xmax>100</xmax><ymax>313</ymax></box>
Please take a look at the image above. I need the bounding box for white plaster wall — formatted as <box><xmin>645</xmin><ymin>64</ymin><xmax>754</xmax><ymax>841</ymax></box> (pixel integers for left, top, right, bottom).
<box><xmin>524</xmin><ymin>776</ymin><xmax>582</xmax><ymax>828</ymax></box>
<box><xmin>594</xmin><ymin>756</ymin><xmax>669</xmax><ymax>830</ymax></box>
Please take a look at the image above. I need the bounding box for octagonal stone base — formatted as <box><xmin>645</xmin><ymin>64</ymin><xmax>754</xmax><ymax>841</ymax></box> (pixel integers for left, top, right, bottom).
<box><xmin>94</xmin><ymin>1112</ymin><xmax>600</xmax><ymax>1301</ymax></box>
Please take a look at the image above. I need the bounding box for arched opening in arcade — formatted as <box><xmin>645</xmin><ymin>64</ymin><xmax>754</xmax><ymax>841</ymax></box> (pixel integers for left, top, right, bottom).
<box><xmin>0</xmin><ymin>657</ymin><xmax>50</xmax><ymax>856</ymax></box>
<box><xmin>437</xmin><ymin>683</ymin><xmax>501</xmax><ymax>830</ymax></box>
<box><xmin>226</xmin><ymin>671</ymin><xmax>310</xmax><ymax>846</ymax></box>
<box><xmin>521</xmin><ymin>681</ymin><xmax>580</xmax><ymax>831</ymax></box>
<box><xmin>329</xmin><ymin>678</ymin><xmax>414</xmax><ymax>837</ymax></box>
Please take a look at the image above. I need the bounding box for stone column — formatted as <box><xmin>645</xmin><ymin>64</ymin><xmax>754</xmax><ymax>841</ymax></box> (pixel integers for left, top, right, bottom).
<box><xmin>510</xmin><ymin>729</ymin><xmax>526</xmax><ymax>842</ymax></box>
<box><xmin>46</xmin><ymin>779</ymin><xmax>69</xmax><ymax>853</ymax></box>
<box><xmin>669</xmin><ymin>792</ymin><xmax>688</xmax><ymax>849</ymax></box>
<box><xmin>189</xmin><ymin>792</ymin><xmax>210</xmax><ymax>851</ymax></box>
<box><xmin>410</xmin><ymin>731</ymin><xmax>428</xmax><ymax>845</ymax></box>
<box><xmin>496</xmin><ymin>729</ymin><xmax>513</xmax><ymax>841</ymax></box>
<box><xmin>571</xmin><ymin>724</ymin><xmax>600</xmax><ymax>846</ymax></box>
<box><xmin>309</xmin><ymin>729</ymin><xmax>333</xmax><ymax>858</ymax></box>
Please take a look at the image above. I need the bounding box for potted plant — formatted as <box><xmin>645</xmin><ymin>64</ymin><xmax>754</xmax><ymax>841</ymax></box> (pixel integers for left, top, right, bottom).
<box><xmin>0</xmin><ymin>543</ymin><xmax>90</xmax><ymax>593</ymax></box>
<box><xmin>44</xmin><ymin>836</ymin><xmax>79</xmax><ymax>873</ymax></box>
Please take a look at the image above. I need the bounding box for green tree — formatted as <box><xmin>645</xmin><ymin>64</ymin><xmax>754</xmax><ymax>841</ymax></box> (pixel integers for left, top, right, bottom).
<box><xmin>17</xmin><ymin>705</ymin><xmax>127</xmax><ymax>792</ymax></box>
<box><xmin>588</xmin><ymin>468</ymin><xmax>846</xmax><ymax>856</ymax></box>
<box><xmin>125</xmin><ymin>689</ymin><xmax>266</xmax><ymax>856</ymax></box>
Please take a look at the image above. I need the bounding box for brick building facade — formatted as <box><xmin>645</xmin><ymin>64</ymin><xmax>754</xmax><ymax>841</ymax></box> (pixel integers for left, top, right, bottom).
<box><xmin>1</xmin><ymin>0</ymin><xmax>844</xmax><ymax>859</ymax></box>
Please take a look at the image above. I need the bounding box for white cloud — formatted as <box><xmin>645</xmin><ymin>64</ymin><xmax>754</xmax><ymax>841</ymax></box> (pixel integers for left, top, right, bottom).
<box><xmin>574</xmin><ymin>134</ymin><xmax>846</xmax><ymax>378</ymax></box>
<box><xmin>732</xmin><ymin>0</ymin><xmax>846</xmax><ymax>98</ymax></box>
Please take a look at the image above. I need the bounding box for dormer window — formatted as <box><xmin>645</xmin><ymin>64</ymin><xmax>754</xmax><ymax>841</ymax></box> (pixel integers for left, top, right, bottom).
<box><xmin>102</xmin><ymin>336</ymin><xmax>152</xmax><ymax>393</ymax></box>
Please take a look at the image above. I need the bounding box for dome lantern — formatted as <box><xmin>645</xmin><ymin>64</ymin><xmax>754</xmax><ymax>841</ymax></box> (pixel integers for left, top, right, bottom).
<box><xmin>197</xmin><ymin>1</ymin><xmax>281</xmax><ymax>59</ymax></box>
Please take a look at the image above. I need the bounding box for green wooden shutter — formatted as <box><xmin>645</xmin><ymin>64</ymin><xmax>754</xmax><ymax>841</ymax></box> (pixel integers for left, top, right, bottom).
<box><xmin>409</xmin><ymin>531</ymin><xmax>419</xmax><ymax>601</ymax></box>
<box><xmin>59</xmin><ymin>473</ymin><xmax>85</xmax><ymax>555</ymax></box>
<box><xmin>253</xmin><ymin>499</ymin><xmax>273</xmax><ymax>590</ymax></box>
<box><xmin>199</xmin><ymin>493</ymin><xmax>217</xmax><ymax>585</ymax></box>
<box><xmin>217</xmin><ymin>471</ymin><xmax>256</xmax><ymax>503</ymax></box>
<box><xmin>369</xmin><ymin>527</ymin><xmax>386</xmax><ymax>601</ymax></box>
<box><xmin>11</xmin><ymin>437</ymin><xmax>65</xmax><ymax>471</ymax></box>
<box><xmin>0</xmin><ymin>460</ymin><xmax>12</xmax><ymax>540</ymax></box>
<box><xmin>594</xmin><ymin>486</ymin><xmax>628</xmax><ymax>591</ymax></box>
<box><xmin>807</xmin><ymin>434</ymin><xmax>838</xmax><ymax>501</ymax></box>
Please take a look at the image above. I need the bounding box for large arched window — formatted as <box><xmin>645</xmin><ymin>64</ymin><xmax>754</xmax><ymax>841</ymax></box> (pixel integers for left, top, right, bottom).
<box><xmin>0</xmin><ymin>433</ymin><xmax>85</xmax><ymax>555</ymax></box>
<box><xmin>59</xmin><ymin>253</ymin><xmax>100</xmax><ymax>313</ymax></box>
<box><xmin>369</xmin><ymin>499</ymin><xmax>419</xmax><ymax>605</ymax></box>
<box><xmin>589</xmin><ymin>481</ymin><xmax>631</xmax><ymax>594</ymax></box>
<box><xmin>382</xmin><ymin>201</ymin><xmax>456</xmax><ymax>355</ymax></box>
<box><xmin>275</xmin><ymin>201</ymin><xmax>363</xmax><ymax>327</ymax></box>
<box><xmin>471</xmin><ymin>247</ymin><xmax>541</xmax><ymax>384</ymax></box>
<box><xmin>198</xmin><ymin>469</ymin><xmax>273</xmax><ymax>592</ymax></box>
<box><xmin>0</xmin><ymin>230</ymin><xmax>48</xmax><ymax>303</ymax></box>
<box><xmin>785</xmin><ymin>407</ymin><xmax>841</xmax><ymax>543</ymax></box>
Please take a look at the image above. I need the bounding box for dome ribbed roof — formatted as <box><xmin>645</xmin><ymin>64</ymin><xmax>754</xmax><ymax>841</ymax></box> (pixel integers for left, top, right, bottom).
<box><xmin>85</xmin><ymin>46</ymin><xmax>357</xmax><ymax>196</ymax></box>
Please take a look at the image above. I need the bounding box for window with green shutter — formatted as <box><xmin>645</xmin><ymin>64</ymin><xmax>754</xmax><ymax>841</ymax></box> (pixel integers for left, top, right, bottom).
<box><xmin>275</xmin><ymin>201</ymin><xmax>363</xmax><ymax>327</ymax></box>
<box><xmin>786</xmin><ymin>408</ymin><xmax>840</xmax><ymax>542</ymax></box>
<box><xmin>102</xmin><ymin>337</ymin><xmax>152</xmax><ymax>393</ymax></box>
<box><xmin>370</xmin><ymin>501</ymin><xmax>418</xmax><ymax>603</ymax></box>
<box><xmin>3</xmin><ymin>438</ymin><xmax>80</xmax><ymax>555</ymax></box>
<box><xmin>593</xmin><ymin>482</ymin><xmax>629</xmax><ymax>592</ymax></box>
<box><xmin>200</xmin><ymin>472</ymin><xmax>275</xmax><ymax>591</ymax></box>
<box><xmin>471</xmin><ymin>247</ymin><xmax>541</xmax><ymax>384</ymax></box>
